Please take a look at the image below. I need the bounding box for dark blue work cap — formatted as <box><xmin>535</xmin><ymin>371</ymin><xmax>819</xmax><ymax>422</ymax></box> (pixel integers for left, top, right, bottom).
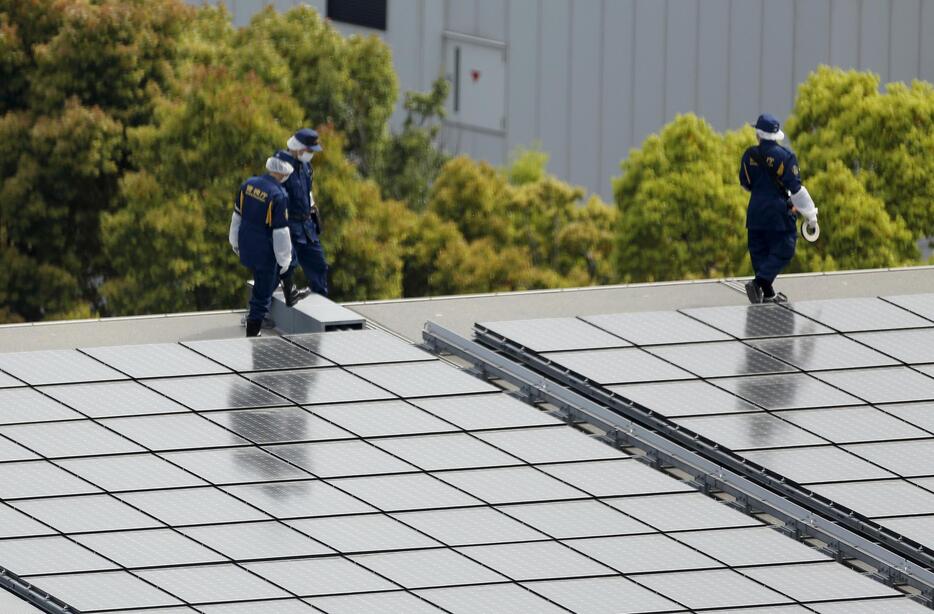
<box><xmin>288</xmin><ymin>128</ymin><xmax>323</xmax><ymax>152</ymax></box>
<box><xmin>753</xmin><ymin>113</ymin><xmax>784</xmax><ymax>141</ymax></box>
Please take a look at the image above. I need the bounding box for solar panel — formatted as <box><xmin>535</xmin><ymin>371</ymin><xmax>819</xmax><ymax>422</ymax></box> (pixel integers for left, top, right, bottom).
<box><xmin>746</xmin><ymin>334</ymin><xmax>899</xmax><ymax>371</ymax></box>
<box><xmin>581</xmin><ymin>310</ymin><xmax>731</xmax><ymax>345</ymax></box>
<box><xmin>0</xmin><ymin>388</ymin><xmax>84</xmax><ymax>424</ymax></box>
<box><xmin>646</xmin><ymin>341</ymin><xmax>796</xmax><ymax>378</ymax></box>
<box><xmin>681</xmin><ymin>303</ymin><xmax>833</xmax><ymax>339</ymax></box>
<box><xmin>849</xmin><ymin>328</ymin><xmax>934</xmax><ymax>364</ymax></box>
<box><xmin>610</xmin><ymin>380</ymin><xmax>761</xmax><ymax>417</ymax></box>
<box><xmin>1</xmin><ymin>326</ymin><xmax>929</xmax><ymax>613</ymax></box>
<box><xmin>540</xmin><ymin>347</ymin><xmax>693</xmax><ymax>385</ymax></box>
<box><xmin>814</xmin><ymin>366</ymin><xmax>934</xmax><ymax>404</ymax></box>
<box><xmin>740</xmin><ymin>446</ymin><xmax>896</xmax><ymax>483</ymax></box>
<box><xmin>144</xmin><ymin>374</ymin><xmax>290</xmax><ymax>410</ymax></box>
<box><xmin>308</xmin><ymin>399</ymin><xmax>458</xmax><ymax>437</ymax></box>
<box><xmin>472</xmin><ymin>304</ymin><xmax>934</xmax><ymax>609</ymax></box>
<box><xmin>81</xmin><ymin>343</ymin><xmax>231</xmax><ymax>378</ymax></box>
<box><xmin>774</xmin><ymin>406</ymin><xmax>928</xmax><ymax>444</ymax></box>
<box><xmin>0</xmin><ymin>370</ymin><xmax>23</xmax><ymax>388</ymax></box>
<box><xmin>0</xmin><ymin>349</ymin><xmax>127</xmax><ymax>384</ymax></box>
<box><xmin>183</xmin><ymin>336</ymin><xmax>332</xmax><ymax>371</ymax></box>
<box><xmin>41</xmin><ymin>380</ymin><xmax>190</xmax><ymax>418</ymax></box>
<box><xmin>480</xmin><ymin>317</ymin><xmax>631</xmax><ymax>351</ymax></box>
<box><xmin>286</xmin><ymin>328</ymin><xmax>436</xmax><ymax>365</ymax></box>
<box><xmin>205</xmin><ymin>407</ymin><xmax>354</xmax><ymax>443</ymax></box>
<box><xmin>884</xmin><ymin>293</ymin><xmax>934</xmax><ymax>321</ymax></box>
<box><xmin>785</xmin><ymin>297</ymin><xmax>933</xmax><ymax>332</ymax></box>
<box><xmin>247</xmin><ymin>368</ymin><xmax>395</xmax><ymax>405</ymax></box>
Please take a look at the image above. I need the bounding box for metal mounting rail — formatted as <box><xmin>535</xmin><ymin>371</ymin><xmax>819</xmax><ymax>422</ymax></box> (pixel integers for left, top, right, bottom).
<box><xmin>422</xmin><ymin>321</ymin><xmax>934</xmax><ymax>603</ymax></box>
<box><xmin>0</xmin><ymin>567</ymin><xmax>74</xmax><ymax>613</ymax></box>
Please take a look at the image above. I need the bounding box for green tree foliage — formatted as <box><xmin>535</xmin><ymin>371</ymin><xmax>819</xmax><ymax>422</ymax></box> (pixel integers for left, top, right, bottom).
<box><xmin>786</xmin><ymin>66</ymin><xmax>934</xmax><ymax>237</ymax></box>
<box><xmin>9</xmin><ymin>2</ymin><xmax>931</xmax><ymax>326</ymax></box>
<box><xmin>376</xmin><ymin>77</ymin><xmax>450</xmax><ymax>211</ymax></box>
<box><xmin>310</xmin><ymin>128</ymin><xmax>413</xmax><ymax>301</ymax></box>
<box><xmin>100</xmin><ymin>67</ymin><xmax>303</xmax><ymax>314</ymax></box>
<box><xmin>417</xmin><ymin>152</ymin><xmax>619</xmax><ymax>294</ymax></box>
<box><xmin>0</xmin><ymin>0</ymin><xmax>191</xmax><ymax>322</ymax></box>
<box><xmin>0</xmin><ymin>0</ymin><xmax>62</xmax><ymax>114</ymax></box>
<box><xmin>614</xmin><ymin>82</ymin><xmax>926</xmax><ymax>282</ymax></box>
<box><xmin>789</xmin><ymin>161</ymin><xmax>917</xmax><ymax>271</ymax></box>
<box><xmin>613</xmin><ymin>114</ymin><xmax>750</xmax><ymax>283</ymax></box>
<box><xmin>237</xmin><ymin>6</ymin><xmax>397</xmax><ymax>174</ymax></box>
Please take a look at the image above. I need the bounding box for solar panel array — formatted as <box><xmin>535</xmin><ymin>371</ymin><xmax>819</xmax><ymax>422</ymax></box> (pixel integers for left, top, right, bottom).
<box><xmin>0</xmin><ymin>326</ymin><xmax>926</xmax><ymax>613</ymax></box>
<box><xmin>481</xmin><ymin>294</ymin><xmax>934</xmax><ymax>604</ymax></box>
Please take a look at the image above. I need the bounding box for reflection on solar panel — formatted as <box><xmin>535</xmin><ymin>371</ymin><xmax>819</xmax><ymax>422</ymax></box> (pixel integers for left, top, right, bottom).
<box><xmin>470</xmin><ymin>295</ymin><xmax>934</xmax><ymax>610</ymax></box>
<box><xmin>0</xmin><ymin>318</ymin><xmax>930</xmax><ymax>613</ymax></box>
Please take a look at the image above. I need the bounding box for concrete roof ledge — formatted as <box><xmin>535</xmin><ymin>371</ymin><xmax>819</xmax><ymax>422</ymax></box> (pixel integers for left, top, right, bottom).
<box><xmin>1</xmin><ymin>265</ymin><xmax>933</xmax><ymax>351</ymax></box>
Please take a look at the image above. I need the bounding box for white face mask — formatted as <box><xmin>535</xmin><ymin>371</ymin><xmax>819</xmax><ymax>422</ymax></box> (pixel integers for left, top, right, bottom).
<box><xmin>299</xmin><ymin>151</ymin><xmax>314</xmax><ymax>163</ymax></box>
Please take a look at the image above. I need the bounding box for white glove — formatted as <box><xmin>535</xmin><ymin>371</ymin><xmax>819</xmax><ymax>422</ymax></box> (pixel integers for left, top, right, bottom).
<box><xmin>272</xmin><ymin>227</ymin><xmax>292</xmax><ymax>270</ymax></box>
<box><xmin>228</xmin><ymin>211</ymin><xmax>241</xmax><ymax>255</ymax></box>
<box><xmin>280</xmin><ymin>264</ymin><xmax>290</xmax><ymax>275</ymax></box>
<box><xmin>790</xmin><ymin>186</ymin><xmax>817</xmax><ymax>224</ymax></box>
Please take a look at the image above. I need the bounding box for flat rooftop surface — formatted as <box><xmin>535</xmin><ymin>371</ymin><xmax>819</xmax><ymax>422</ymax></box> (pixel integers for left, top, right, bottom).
<box><xmin>2</xmin><ymin>267</ymin><xmax>932</xmax><ymax>351</ymax></box>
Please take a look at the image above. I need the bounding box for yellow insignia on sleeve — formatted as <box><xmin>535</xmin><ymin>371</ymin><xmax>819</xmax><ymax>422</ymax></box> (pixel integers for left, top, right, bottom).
<box><xmin>792</xmin><ymin>165</ymin><xmax>799</xmax><ymax>176</ymax></box>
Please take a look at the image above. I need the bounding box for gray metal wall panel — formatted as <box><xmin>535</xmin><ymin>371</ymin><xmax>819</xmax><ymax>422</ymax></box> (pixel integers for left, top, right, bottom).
<box><xmin>890</xmin><ymin>0</ymin><xmax>922</xmax><ymax>83</ymax></box>
<box><xmin>696</xmin><ymin>0</ymin><xmax>730</xmax><ymax>130</ymax></box>
<box><xmin>859</xmin><ymin>0</ymin><xmax>891</xmax><ymax>79</ymax></box>
<box><xmin>421</xmin><ymin>0</ymin><xmax>446</xmax><ymax>90</ymax></box>
<box><xmin>727</xmin><ymin>0</ymin><xmax>763</xmax><ymax>128</ymax></box>
<box><xmin>304</xmin><ymin>0</ymin><xmax>327</xmax><ymax>17</ymax></box>
<box><xmin>632</xmin><ymin>0</ymin><xmax>666</xmax><ymax>145</ymax></box>
<box><xmin>441</xmin><ymin>124</ymin><xmax>473</xmax><ymax>159</ymax></box>
<box><xmin>505</xmin><ymin>0</ymin><xmax>539</xmax><ymax>154</ymax></box>
<box><xmin>830</xmin><ymin>0</ymin><xmax>860</xmax><ymax>66</ymax></box>
<box><xmin>600</xmin><ymin>0</ymin><xmax>635</xmax><ymax>200</ymax></box>
<box><xmin>762</xmin><ymin>1</ymin><xmax>794</xmax><ymax>117</ymax></box>
<box><xmin>794</xmin><ymin>1</ymin><xmax>831</xmax><ymax>88</ymax></box>
<box><xmin>923</xmin><ymin>0</ymin><xmax>934</xmax><ymax>82</ymax></box>
<box><xmin>664</xmin><ymin>0</ymin><xmax>699</xmax><ymax>120</ymax></box>
<box><xmin>447</xmin><ymin>0</ymin><xmax>477</xmax><ymax>32</ymax></box>
<box><xmin>476</xmin><ymin>0</ymin><xmax>508</xmax><ymax>41</ymax></box>
<box><xmin>188</xmin><ymin>0</ymin><xmax>934</xmax><ymax>201</ymax></box>
<box><xmin>388</xmin><ymin>0</ymin><xmax>421</xmax><ymax>109</ymax></box>
<box><xmin>473</xmin><ymin>131</ymin><xmax>507</xmax><ymax>165</ymax></box>
<box><xmin>569</xmin><ymin>0</ymin><xmax>603</xmax><ymax>191</ymax></box>
<box><xmin>539</xmin><ymin>0</ymin><xmax>572</xmax><ymax>179</ymax></box>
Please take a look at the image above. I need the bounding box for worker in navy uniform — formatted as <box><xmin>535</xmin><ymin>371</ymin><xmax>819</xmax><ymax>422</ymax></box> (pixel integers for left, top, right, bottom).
<box><xmin>229</xmin><ymin>156</ymin><xmax>295</xmax><ymax>337</ymax></box>
<box><xmin>274</xmin><ymin>128</ymin><xmax>328</xmax><ymax>299</ymax></box>
<box><xmin>739</xmin><ymin>113</ymin><xmax>818</xmax><ymax>304</ymax></box>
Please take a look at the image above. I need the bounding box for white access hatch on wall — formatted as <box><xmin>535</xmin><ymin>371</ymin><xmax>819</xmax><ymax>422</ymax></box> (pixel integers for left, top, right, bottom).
<box><xmin>443</xmin><ymin>31</ymin><xmax>506</xmax><ymax>133</ymax></box>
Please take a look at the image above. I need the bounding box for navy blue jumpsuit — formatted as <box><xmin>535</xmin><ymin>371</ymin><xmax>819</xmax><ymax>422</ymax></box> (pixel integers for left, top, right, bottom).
<box><xmin>739</xmin><ymin>141</ymin><xmax>802</xmax><ymax>284</ymax></box>
<box><xmin>235</xmin><ymin>174</ymin><xmax>289</xmax><ymax>323</ymax></box>
<box><xmin>274</xmin><ymin>150</ymin><xmax>329</xmax><ymax>297</ymax></box>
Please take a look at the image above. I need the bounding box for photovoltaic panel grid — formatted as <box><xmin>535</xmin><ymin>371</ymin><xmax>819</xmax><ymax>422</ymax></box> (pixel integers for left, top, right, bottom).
<box><xmin>481</xmin><ymin>293</ymin><xmax>934</xmax><ymax>605</ymax></box>
<box><xmin>0</xmin><ymin>326</ymin><xmax>926</xmax><ymax>613</ymax></box>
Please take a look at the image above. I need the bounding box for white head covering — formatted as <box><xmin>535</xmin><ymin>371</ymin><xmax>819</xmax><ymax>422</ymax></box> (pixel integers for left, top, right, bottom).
<box><xmin>756</xmin><ymin>128</ymin><xmax>785</xmax><ymax>141</ymax></box>
<box><xmin>266</xmin><ymin>156</ymin><xmax>294</xmax><ymax>177</ymax></box>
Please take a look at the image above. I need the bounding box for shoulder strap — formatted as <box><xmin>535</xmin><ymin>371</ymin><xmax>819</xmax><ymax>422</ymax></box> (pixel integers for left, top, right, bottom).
<box><xmin>750</xmin><ymin>145</ymin><xmax>788</xmax><ymax>196</ymax></box>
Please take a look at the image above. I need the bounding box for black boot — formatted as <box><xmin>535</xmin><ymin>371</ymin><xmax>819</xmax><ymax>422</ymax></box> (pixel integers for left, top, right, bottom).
<box><xmin>281</xmin><ymin>275</ymin><xmax>310</xmax><ymax>307</ymax></box>
<box><xmin>246</xmin><ymin>319</ymin><xmax>263</xmax><ymax>337</ymax></box>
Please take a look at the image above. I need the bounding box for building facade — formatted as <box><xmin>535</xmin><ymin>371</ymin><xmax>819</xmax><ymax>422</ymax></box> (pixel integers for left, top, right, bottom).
<box><xmin>203</xmin><ymin>0</ymin><xmax>934</xmax><ymax>199</ymax></box>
